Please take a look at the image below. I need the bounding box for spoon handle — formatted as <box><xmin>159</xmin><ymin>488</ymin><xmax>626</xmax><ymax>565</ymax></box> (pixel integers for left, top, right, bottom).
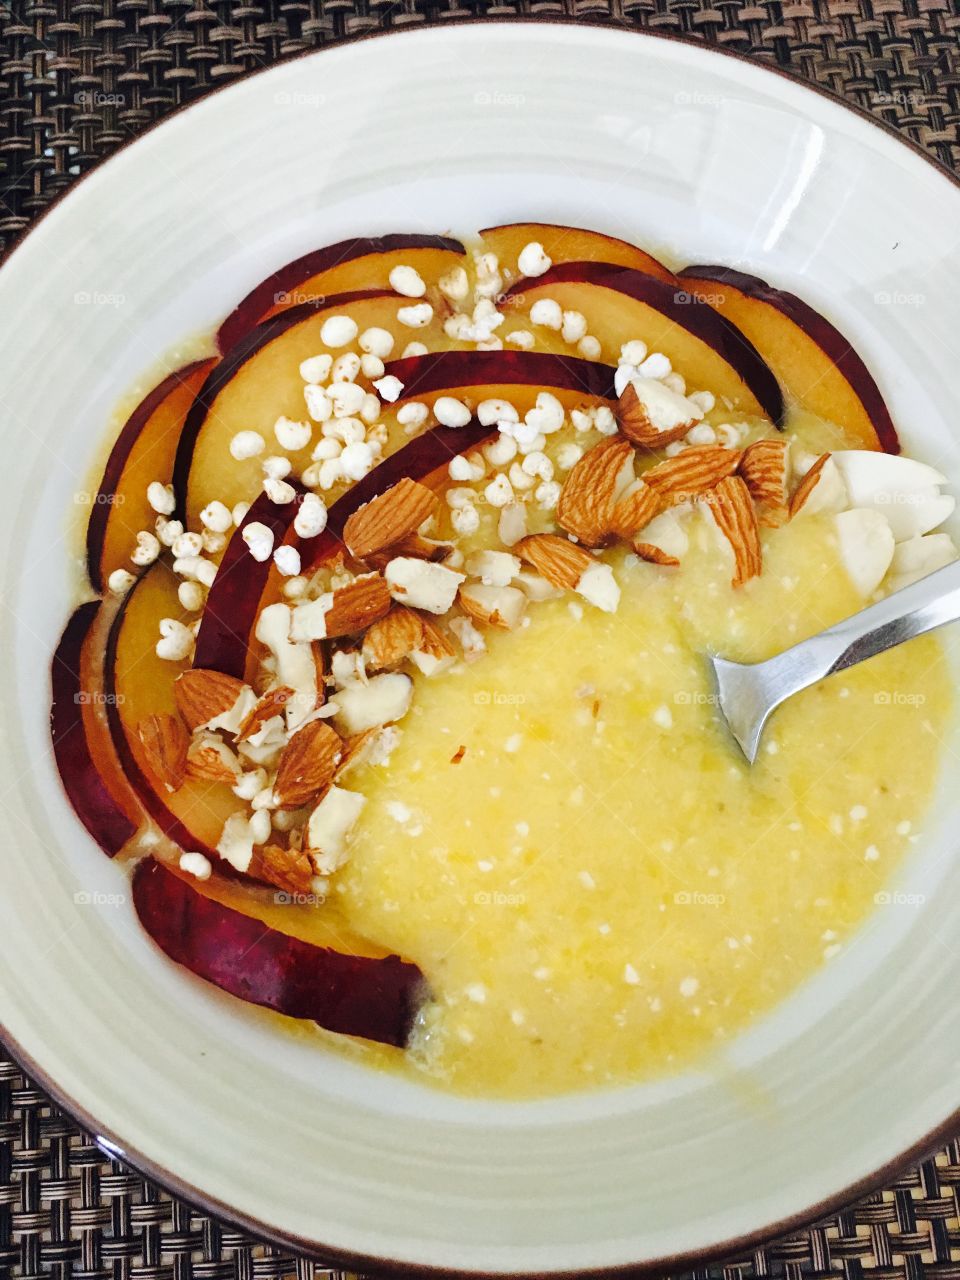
<box><xmin>713</xmin><ymin>558</ymin><xmax>960</xmax><ymax>761</ymax></box>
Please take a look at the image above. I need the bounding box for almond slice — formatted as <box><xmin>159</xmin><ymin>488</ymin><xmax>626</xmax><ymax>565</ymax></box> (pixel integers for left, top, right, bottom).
<box><xmin>608</xmin><ymin>481</ymin><xmax>662</xmax><ymax>540</ymax></box>
<box><xmin>137</xmin><ymin>713</ymin><xmax>188</xmax><ymax>792</ymax></box>
<box><xmin>367</xmin><ymin>533</ymin><xmax>452</xmax><ymax>569</ymax></box>
<box><xmin>274</xmin><ymin>719</ymin><xmax>344</xmax><ymax>809</ymax></box>
<box><xmin>739</xmin><ymin>439</ymin><xmax>789</xmax><ymax>509</ymax></box>
<box><xmin>174</xmin><ymin>669</ymin><xmax>247</xmax><ymax>731</ymax></box>
<box><xmin>617</xmin><ymin>380</ymin><xmax>701</xmax><ymax>448</ymax></box>
<box><xmin>343</xmin><ymin>478</ymin><xmax>439</xmax><ymax>560</ymax></box>
<box><xmin>248</xmin><ymin>843</ymin><xmax>317</xmax><ymax>896</ymax></box>
<box><xmin>632</xmin><ymin>543</ymin><xmax>680</xmax><ymax>567</ymax></box>
<box><xmin>515</xmin><ymin>534</ymin><xmax>595</xmax><ymax>590</ymax></box>
<box><xmin>322</xmin><ymin>574</ymin><xmax>392</xmax><ymax>638</ymax></box>
<box><xmin>458</xmin><ymin>582</ymin><xmax>527</xmax><ymax>629</ymax></box>
<box><xmin>362</xmin><ymin>607</ymin><xmax>425</xmax><ymax>669</ymax></box>
<box><xmin>418</xmin><ymin>615</ymin><xmax>456</xmax><ymax>659</ymax></box>
<box><xmin>237</xmin><ymin>686</ymin><xmax>295</xmax><ymax>742</ymax></box>
<box><xmin>789</xmin><ymin>452</ymin><xmax>831</xmax><ymax>517</ymax></box>
<box><xmin>704</xmin><ymin>475</ymin><xmax>762</xmax><ymax>587</ymax></box>
<box><xmin>643</xmin><ymin>445</ymin><xmax>742</xmax><ymax>504</ymax></box>
<box><xmin>556</xmin><ymin>437</ymin><xmax>636</xmax><ymax>547</ymax></box>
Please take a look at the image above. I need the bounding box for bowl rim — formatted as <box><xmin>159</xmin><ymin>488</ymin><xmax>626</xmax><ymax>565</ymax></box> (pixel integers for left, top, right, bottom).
<box><xmin>3</xmin><ymin>17</ymin><xmax>960</xmax><ymax>1276</ymax></box>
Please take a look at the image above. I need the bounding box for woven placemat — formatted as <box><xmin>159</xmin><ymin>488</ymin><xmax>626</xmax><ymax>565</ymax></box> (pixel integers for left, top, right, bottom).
<box><xmin>2</xmin><ymin>1</ymin><xmax>960</xmax><ymax>1276</ymax></box>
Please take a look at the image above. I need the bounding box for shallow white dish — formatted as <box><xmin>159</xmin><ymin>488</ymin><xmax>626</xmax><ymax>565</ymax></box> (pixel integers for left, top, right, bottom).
<box><xmin>2</xmin><ymin>20</ymin><xmax>960</xmax><ymax>1275</ymax></box>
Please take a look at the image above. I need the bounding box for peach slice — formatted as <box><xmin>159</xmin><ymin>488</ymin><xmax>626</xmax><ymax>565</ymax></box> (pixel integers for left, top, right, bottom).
<box><xmin>133</xmin><ymin>857</ymin><xmax>425</xmax><ymax>1046</ymax></box>
<box><xmin>88</xmin><ymin>358</ymin><xmax>216</xmax><ymax>592</ymax></box>
<box><xmin>678</xmin><ymin>266</ymin><xmax>899</xmax><ymax>453</ymax></box>
<box><xmin>175</xmin><ymin>291</ymin><xmax>467</xmax><ymax>526</ymax></box>
<box><xmin>217</xmin><ymin>234</ymin><xmax>465</xmax><ymax>352</ymax></box>
<box><xmin>503</xmin><ymin>263</ymin><xmax>783</xmax><ymax>423</ymax></box>
<box><xmin>104</xmin><ymin>560</ymin><xmax>242</xmax><ymax>857</ymax></box>
<box><xmin>51</xmin><ymin>602</ymin><xmax>138</xmax><ymax>855</ymax></box>
<box><xmin>480</xmin><ymin>222</ymin><xmax>676</xmax><ymax>284</ymax></box>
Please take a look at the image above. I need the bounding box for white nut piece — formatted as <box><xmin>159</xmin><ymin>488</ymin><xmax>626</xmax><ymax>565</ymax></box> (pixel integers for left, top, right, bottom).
<box><xmin>199</xmin><ymin>500</ymin><xmax>232</xmax><ymax>533</ymax></box>
<box><xmin>384</xmin><ymin>557</ymin><xmax>465</xmax><ymax>613</ymax></box>
<box><xmin>229</xmin><ymin>430</ymin><xmax>265</xmax><ymax>461</ymax></box>
<box><xmin>242</xmin><ymin>521</ymin><xmax>275</xmax><ymax>562</ymax></box>
<box><xmin>299</xmin><ymin>353</ymin><xmax>333</xmax><ymax>384</ymax></box>
<box><xmin>320</xmin><ymin>315</ymin><xmax>359</xmax><ymax>348</ymax></box>
<box><xmin>146</xmin><ymin>481</ymin><xmax>175</xmax><ymax>515</ymax></box>
<box><xmin>274</xmin><ymin>416</ymin><xmax>312</xmax><ymax>451</ymax></box>
<box><xmin>434</xmin><ymin>396</ymin><xmax>472</xmax><ymax>429</ymax></box>
<box><xmin>397</xmin><ymin>302</ymin><xmax>433</xmax><ymax>328</ymax></box>
<box><xmin>518</xmin><ymin>241</ymin><xmax>552</xmax><ymax>277</ymax></box>
<box><xmin>834</xmin><ymin>508</ymin><xmax>896</xmax><ymax>597</ymax></box>
<box><xmin>332</xmin><ymin>675</ymin><xmax>414</xmax><ymax>738</ymax></box>
<box><xmin>373</xmin><ymin>375</ymin><xmax>404</xmax><ymax>403</ymax></box>
<box><xmin>359</xmin><ymin>327</ymin><xmax>395</xmax><ymax>358</ymax></box>
<box><xmin>293</xmin><ymin>492</ymin><xmax>328</xmax><ymax>538</ymax></box>
<box><xmin>389</xmin><ymin>264</ymin><xmax>427</xmax><ymax>298</ymax></box>
<box><xmin>529</xmin><ymin>298</ymin><xmax>563</xmax><ymax>330</ymax></box>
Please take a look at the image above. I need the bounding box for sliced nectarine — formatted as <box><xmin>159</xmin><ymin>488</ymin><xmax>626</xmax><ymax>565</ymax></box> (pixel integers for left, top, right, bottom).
<box><xmin>104</xmin><ymin>561</ymin><xmax>241</xmax><ymax>855</ymax></box>
<box><xmin>133</xmin><ymin>857</ymin><xmax>425</xmax><ymax>1045</ymax></box>
<box><xmin>480</xmin><ymin>222</ymin><xmax>676</xmax><ymax>285</ymax></box>
<box><xmin>217</xmin><ymin>234</ymin><xmax>465</xmax><ymax>352</ymax></box>
<box><xmin>51</xmin><ymin>602</ymin><xmax>138</xmax><ymax>855</ymax></box>
<box><xmin>679</xmin><ymin>266</ymin><xmax>899</xmax><ymax>453</ymax></box>
<box><xmin>88</xmin><ymin>358</ymin><xmax>215</xmax><ymax>592</ymax></box>
<box><xmin>504</xmin><ymin>263</ymin><xmax>783</xmax><ymax>423</ymax></box>
<box><xmin>177</xmin><ymin>292</ymin><xmax>469</xmax><ymax>526</ymax></box>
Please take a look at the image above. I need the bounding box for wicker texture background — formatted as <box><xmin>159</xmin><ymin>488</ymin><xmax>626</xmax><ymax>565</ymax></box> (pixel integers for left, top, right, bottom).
<box><xmin>2</xmin><ymin>0</ymin><xmax>960</xmax><ymax>1275</ymax></box>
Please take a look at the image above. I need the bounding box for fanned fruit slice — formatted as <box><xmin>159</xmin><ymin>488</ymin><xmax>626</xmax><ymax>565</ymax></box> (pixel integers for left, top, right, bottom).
<box><xmin>175</xmin><ymin>291</ymin><xmax>470</xmax><ymax>525</ymax></box>
<box><xmin>104</xmin><ymin>560</ymin><xmax>242</xmax><ymax>859</ymax></box>
<box><xmin>217</xmin><ymin>234</ymin><xmax>465</xmax><ymax>352</ymax></box>
<box><xmin>87</xmin><ymin>358</ymin><xmax>216</xmax><ymax>592</ymax></box>
<box><xmin>678</xmin><ymin>265</ymin><xmax>899</xmax><ymax>453</ymax></box>
<box><xmin>51</xmin><ymin>602</ymin><xmax>139</xmax><ymax>855</ymax></box>
<box><xmin>383</xmin><ymin>350</ymin><xmax>614</xmax><ymax>410</ymax></box>
<box><xmin>504</xmin><ymin>262</ymin><xmax>783</xmax><ymax>423</ymax></box>
<box><xmin>480</xmin><ymin>221</ymin><xmax>676</xmax><ymax>284</ymax></box>
<box><xmin>133</xmin><ymin>858</ymin><xmax>425</xmax><ymax>1046</ymax></box>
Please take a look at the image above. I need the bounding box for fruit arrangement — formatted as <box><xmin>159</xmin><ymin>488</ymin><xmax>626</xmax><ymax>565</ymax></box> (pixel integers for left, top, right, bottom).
<box><xmin>53</xmin><ymin>223</ymin><xmax>955</xmax><ymax>1051</ymax></box>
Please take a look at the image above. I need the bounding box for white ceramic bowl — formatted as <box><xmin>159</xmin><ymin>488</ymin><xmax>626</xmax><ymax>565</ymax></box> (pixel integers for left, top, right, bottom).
<box><xmin>2</xmin><ymin>21</ymin><xmax>960</xmax><ymax>1276</ymax></box>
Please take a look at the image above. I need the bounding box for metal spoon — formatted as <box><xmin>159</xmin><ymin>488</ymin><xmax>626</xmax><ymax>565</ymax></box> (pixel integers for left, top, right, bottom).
<box><xmin>709</xmin><ymin>559</ymin><xmax>960</xmax><ymax>763</ymax></box>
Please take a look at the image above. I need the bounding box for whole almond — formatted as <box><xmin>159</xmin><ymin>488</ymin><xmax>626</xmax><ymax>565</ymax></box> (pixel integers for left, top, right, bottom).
<box><xmin>174</xmin><ymin>668</ymin><xmax>246</xmax><ymax>730</ymax></box>
<box><xmin>275</xmin><ymin>719</ymin><xmax>344</xmax><ymax>808</ymax></box>
<box><xmin>516</xmin><ymin>534</ymin><xmax>595</xmax><ymax>590</ymax></box>
<box><xmin>137</xmin><ymin>713</ymin><xmax>188</xmax><ymax>792</ymax></box>
<box><xmin>343</xmin><ymin>478</ymin><xmax>439</xmax><ymax>560</ymax></box>
<box><xmin>556</xmin><ymin>437</ymin><xmax>635</xmax><ymax>546</ymax></box>
<box><xmin>323</xmin><ymin>574</ymin><xmax>392</xmax><ymax>638</ymax></box>
<box><xmin>617</xmin><ymin>382</ymin><xmax>695</xmax><ymax>448</ymax></box>
<box><xmin>363</xmin><ymin>607</ymin><xmax>425</xmax><ymax>669</ymax></box>
<box><xmin>643</xmin><ymin>445</ymin><xmax>742</xmax><ymax>503</ymax></box>
<box><xmin>739</xmin><ymin>439</ymin><xmax>789</xmax><ymax>508</ymax></box>
<box><xmin>704</xmin><ymin>475</ymin><xmax>762</xmax><ymax>587</ymax></box>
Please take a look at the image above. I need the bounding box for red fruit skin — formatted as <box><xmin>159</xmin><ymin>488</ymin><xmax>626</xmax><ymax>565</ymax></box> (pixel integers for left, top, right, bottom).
<box><xmin>51</xmin><ymin>602</ymin><xmax>137</xmax><ymax>856</ymax></box>
<box><xmin>216</xmin><ymin>234</ymin><xmax>464</xmax><ymax>353</ymax></box>
<box><xmin>172</xmin><ymin>290</ymin><xmax>390</xmax><ymax>523</ymax></box>
<box><xmin>192</xmin><ymin>489</ymin><xmax>303</xmax><ymax>678</ymax></box>
<box><xmin>503</xmin><ymin>261</ymin><xmax>785</xmax><ymax>426</ymax></box>
<box><xmin>383</xmin><ymin>349</ymin><xmax>616</xmax><ymax>400</ymax></box>
<box><xmin>133</xmin><ymin>858</ymin><xmax>426</xmax><ymax>1046</ymax></box>
<box><xmin>86</xmin><ymin>358</ymin><xmax>215</xmax><ymax>593</ymax></box>
<box><xmin>680</xmin><ymin>264</ymin><xmax>900</xmax><ymax>454</ymax></box>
